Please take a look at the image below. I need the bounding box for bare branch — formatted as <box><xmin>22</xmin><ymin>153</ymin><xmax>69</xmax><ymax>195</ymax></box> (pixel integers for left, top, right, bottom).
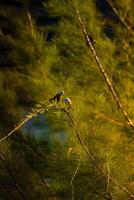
<box><xmin>70</xmin><ymin>162</ymin><xmax>81</xmax><ymax>200</ymax></box>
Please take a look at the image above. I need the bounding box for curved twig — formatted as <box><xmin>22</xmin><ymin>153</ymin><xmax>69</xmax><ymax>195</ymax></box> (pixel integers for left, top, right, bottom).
<box><xmin>70</xmin><ymin>162</ymin><xmax>81</xmax><ymax>186</ymax></box>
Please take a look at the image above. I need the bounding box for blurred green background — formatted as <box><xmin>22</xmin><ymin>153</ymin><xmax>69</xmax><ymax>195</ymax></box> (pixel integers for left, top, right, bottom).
<box><xmin>0</xmin><ymin>0</ymin><xmax>134</xmax><ymax>199</ymax></box>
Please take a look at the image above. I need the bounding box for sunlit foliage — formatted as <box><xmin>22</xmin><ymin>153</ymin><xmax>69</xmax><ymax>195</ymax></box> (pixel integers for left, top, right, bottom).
<box><xmin>0</xmin><ymin>0</ymin><xmax>134</xmax><ymax>199</ymax></box>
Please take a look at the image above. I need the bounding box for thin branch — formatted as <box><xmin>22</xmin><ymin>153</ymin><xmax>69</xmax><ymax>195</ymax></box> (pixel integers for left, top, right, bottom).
<box><xmin>107</xmin><ymin>163</ymin><xmax>110</xmax><ymax>193</ymax></box>
<box><xmin>27</xmin><ymin>11</ymin><xmax>34</xmax><ymax>36</ymax></box>
<box><xmin>124</xmin><ymin>56</ymin><xmax>129</xmax><ymax>111</ymax></box>
<box><xmin>70</xmin><ymin>162</ymin><xmax>81</xmax><ymax>186</ymax></box>
<box><xmin>64</xmin><ymin>109</ymin><xmax>134</xmax><ymax>199</ymax></box>
<box><xmin>109</xmin><ymin>176</ymin><xmax>134</xmax><ymax>199</ymax></box>
<box><xmin>0</xmin><ymin>151</ymin><xmax>26</xmax><ymax>200</ymax></box>
<box><xmin>97</xmin><ymin>112</ymin><xmax>124</xmax><ymax>126</ymax></box>
<box><xmin>64</xmin><ymin>110</ymin><xmax>99</xmax><ymax>167</ymax></box>
<box><xmin>0</xmin><ymin>105</ymin><xmax>52</xmax><ymax>144</ymax></box>
<box><xmin>71</xmin><ymin>184</ymin><xmax>74</xmax><ymax>200</ymax></box>
<box><xmin>69</xmin><ymin>0</ymin><xmax>134</xmax><ymax>130</ymax></box>
<box><xmin>106</xmin><ymin>0</ymin><xmax>133</xmax><ymax>36</ymax></box>
<box><xmin>97</xmin><ymin>112</ymin><xmax>134</xmax><ymax>126</ymax></box>
<box><xmin>70</xmin><ymin>162</ymin><xmax>81</xmax><ymax>200</ymax></box>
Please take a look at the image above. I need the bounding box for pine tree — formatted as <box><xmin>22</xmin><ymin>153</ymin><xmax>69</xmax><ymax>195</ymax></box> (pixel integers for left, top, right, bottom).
<box><xmin>0</xmin><ymin>0</ymin><xmax>134</xmax><ymax>199</ymax></box>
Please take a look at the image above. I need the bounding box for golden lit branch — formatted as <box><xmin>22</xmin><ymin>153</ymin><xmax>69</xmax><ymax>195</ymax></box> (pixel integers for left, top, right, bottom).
<box><xmin>70</xmin><ymin>0</ymin><xmax>134</xmax><ymax>130</ymax></box>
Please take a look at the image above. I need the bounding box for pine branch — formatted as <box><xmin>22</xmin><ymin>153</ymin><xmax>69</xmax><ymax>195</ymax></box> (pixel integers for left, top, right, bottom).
<box><xmin>69</xmin><ymin>0</ymin><xmax>134</xmax><ymax>131</ymax></box>
<box><xmin>0</xmin><ymin>98</ymin><xmax>133</xmax><ymax>198</ymax></box>
<box><xmin>0</xmin><ymin>151</ymin><xmax>26</xmax><ymax>200</ymax></box>
<box><xmin>17</xmin><ymin>134</ymin><xmax>46</xmax><ymax>161</ymax></box>
<box><xmin>64</xmin><ymin>109</ymin><xmax>134</xmax><ymax>198</ymax></box>
<box><xmin>0</xmin><ymin>104</ymin><xmax>53</xmax><ymax>144</ymax></box>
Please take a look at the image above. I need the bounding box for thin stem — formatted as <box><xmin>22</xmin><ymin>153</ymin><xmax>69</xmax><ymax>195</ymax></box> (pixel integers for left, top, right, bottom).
<box><xmin>97</xmin><ymin>112</ymin><xmax>124</xmax><ymax>126</ymax></box>
<box><xmin>107</xmin><ymin>163</ymin><xmax>110</xmax><ymax>193</ymax></box>
<box><xmin>70</xmin><ymin>162</ymin><xmax>81</xmax><ymax>186</ymax></box>
<box><xmin>27</xmin><ymin>11</ymin><xmax>34</xmax><ymax>36</ymax></box>
<box><xmin>70</xmin><ymin>162</ymin><xmax>81</xmax><ymax>200</ymax></box>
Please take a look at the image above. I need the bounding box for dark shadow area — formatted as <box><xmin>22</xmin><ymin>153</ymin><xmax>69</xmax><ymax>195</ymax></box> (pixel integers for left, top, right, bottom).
<box><xmin>103</xmin><ymin>25</ymin><xmax>115</xmax><ymax>39</ymax></box>
<box><xmin>29</xmin><ymin>0</ymin><xmax>45</xmax><ymax>7</ymax></box>
<box><xmin>96</xmin><ymin>0</ymin><xmax>118</xmax><ymax>21</ymax></box>
<box><xmin>0</xmin><ymin>0</ymin><xmax>23</xmax><ymax>8</ymax></box>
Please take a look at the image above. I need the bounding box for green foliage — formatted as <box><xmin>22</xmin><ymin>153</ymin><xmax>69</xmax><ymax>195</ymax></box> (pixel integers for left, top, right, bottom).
<box><xmin>0</xmin><ymin>0</ymin><xmax>134</xmax><ymax>199</ymax></box>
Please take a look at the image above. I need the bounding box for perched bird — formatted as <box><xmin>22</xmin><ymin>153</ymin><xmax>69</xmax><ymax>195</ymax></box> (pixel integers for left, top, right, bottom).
<box><xmin>64</xmin><ymin>98</ymin><xmax>72</xmax><ymax>109</ymax></box>
<box><xmin>50</xmin><ymin>91</ymin><xmax>64</xmax><ymax>103</ymax></box>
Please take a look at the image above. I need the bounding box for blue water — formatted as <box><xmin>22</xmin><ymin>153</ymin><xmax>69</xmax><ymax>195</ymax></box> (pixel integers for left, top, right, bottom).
<box><xmin>22</xmin><ymin>113</ymin><xmax>68</xmax><ymax>144</ymax></box>
<box><xmin>22</xmin><ymin>114</ymin><xmax>50</xmax><ymax>140</ymax></box>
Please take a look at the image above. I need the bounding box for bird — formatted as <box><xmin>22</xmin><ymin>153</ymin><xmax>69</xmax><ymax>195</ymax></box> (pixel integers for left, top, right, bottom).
<box><xmin>50</xmin><ymin>91</ymin><xmax>64</xmax><ymax>103</ymax></box>
<box><xmin>64</xmin><ymin>98</ymin><xmax>72</xmax><ymax>109</ymax></box>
